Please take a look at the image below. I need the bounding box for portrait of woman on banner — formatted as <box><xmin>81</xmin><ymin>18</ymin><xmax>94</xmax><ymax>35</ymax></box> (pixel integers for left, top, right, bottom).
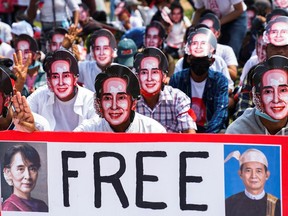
<box><xmin>1</xmin><ymin>143</ymin><xmax>48</xmax><ymax>212</ymax></box>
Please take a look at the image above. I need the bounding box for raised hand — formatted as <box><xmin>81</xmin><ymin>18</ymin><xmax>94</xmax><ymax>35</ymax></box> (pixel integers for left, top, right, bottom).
<box><xmin>12</xmin><ymin>91</ymin><xmax>37</xmax><ymax>132</ymax></box>
<box><xmin>62</xmin><ymin>24</ymin><xmax>82</xmax><ymax>49</ymax></box>
<box><xmin>13</xmin><ymin>50</ymin><xmax>32</xmax><ymax>92</ymax></box>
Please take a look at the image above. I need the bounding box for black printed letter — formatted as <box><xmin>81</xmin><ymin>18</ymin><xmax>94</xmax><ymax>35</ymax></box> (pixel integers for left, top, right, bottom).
<box><xmin>136</xmin><ymin>151</ymin><xmax>167</xmax><ymax>209</ymax></box>
<box><xmin>62</xmin><ymin>151</ymin><xmax>86</xmax><ymax>207</ymax></box>
<box><xmin>94</xmin><ymin>152</ymin><xmax>128</xmax><ymax>208</ymax></box>
<box><xmin>179</xmin><ymin>151</ymin><xmax>209</xmax><ymax>211</ymax></box>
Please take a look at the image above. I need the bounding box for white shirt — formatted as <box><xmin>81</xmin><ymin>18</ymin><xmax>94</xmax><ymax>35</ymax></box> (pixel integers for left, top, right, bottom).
<box><xmin>239</xmin><ymin>55</ymin><xmax>259</xmax><ymax>85</ymax></box>
<box><xmin>78</xmin><ymin>60</ymin><xmax>102</xmax><ymax>92</ymax></box>
<box><xmin>193</xmin><ymin>0</ymin><xmax>247</xmax><ymax>17</ymax></box>
<box><xmin>216</xmin><ymin>43</ymin><xmax>238</xmax><ymax>66</ymax></box>
<box><xmin>27</xmin><ymin>85</ymin><xmax>97</xmax><ymax>131</ymax></box>
<box><xmin>39</xmin><ymin>0</ymin><xmax>79</xmax><ymax>22</ymax></box>
<box><xmin>74</xmin><ymin>112</ymin><xmax>167</xmax><ymax>133</ymax></box>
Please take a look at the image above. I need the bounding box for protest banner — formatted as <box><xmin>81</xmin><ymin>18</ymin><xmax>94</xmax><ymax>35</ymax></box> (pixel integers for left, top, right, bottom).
<box><xmin>0</xmin><ymin>131</ymin><xmax>287</xmax><ymax>215</ymax></box>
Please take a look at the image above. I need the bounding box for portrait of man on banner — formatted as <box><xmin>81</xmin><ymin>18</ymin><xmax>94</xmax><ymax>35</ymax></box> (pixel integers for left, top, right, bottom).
<box><xmin>224</xmin><ymin>145</ymin><xmax>281</xmax><ymax>216</ymax></box>
<box><xmin>0</xmin><ymin>142</ymin><xmax>48</xmax><ymax>212</ymax></box>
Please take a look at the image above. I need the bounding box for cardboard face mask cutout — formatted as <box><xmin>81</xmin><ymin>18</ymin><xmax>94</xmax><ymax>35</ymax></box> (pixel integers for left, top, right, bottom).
<box><xmin>93</xmin><ymin>36</ymin><xmax>113</xmax><ymax>68</ymax></box>
<box><xmin>185</xmin><ymin>28</ymin><xmax>217</xmax><ymax>58</ymax></box>
<box><xmin>49</xmin><ymin>60</ymin><xmax>77</xmax><ymax>101</ymax></box>
<box><xmin>16</xmin><ymin>40</ymin><xmax>31</xmax><ymax>65</ymax></box>
<box><xmin>50</xmin><ymin>34</ymin><xmax>65</xmax><ymax>52</ymax></box>
<box><xmin>274</xmin><ymin>0</ymin><xmax>288</xmax><ymax>8</ymax></box>
<box><xmin>260</xmin><ymin>69</ymin><xmax>288</xmax><ymax>120</ymax></box>
<box><xmin>101</xmin><ymin>77</ymin><xmax>132</xmax><ymax>127</ymax></box>
<box><xmin>264</xmin><ymin>16</ymin><xmax>288</xmax><ymax>46</ymax></box>
<box><xmin>139</xmin><ymin>56</ymin><xmax>163</xmax><ymax>96</ymax></box>
<box><xmin>145</xmin><ymin>27</ymin><xmax>162</xmax><ymax>48</ymax></box>
<box><xmin>253</xmin><ymin>56</ymin><xmax>288</xmax><ymax>121</ymax></box>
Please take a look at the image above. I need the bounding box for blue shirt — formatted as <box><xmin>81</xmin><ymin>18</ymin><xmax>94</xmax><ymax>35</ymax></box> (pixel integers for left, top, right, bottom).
<box><xmin>169</xmin><ymin>68</ymin><xmax>229</xmax><ymax>133</ymax></box>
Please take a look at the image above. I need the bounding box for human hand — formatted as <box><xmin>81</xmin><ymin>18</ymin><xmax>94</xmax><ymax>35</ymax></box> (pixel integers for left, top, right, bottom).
<box><xmin>72</xmin><ymin>44</ymin><xmax>81</xmax><ymax>61</ymax></box>
<box><xmin>12</xmin><ymin>91</ymin><xmax>37</xmax><ymax>132</ymax></box>
<box><xmin>13</xmin><ymin>50</ymin><xmax>32</xmax><ymax>92</ymax></box>
<box><xmin>62</xmin><ymin>24</ymin><xmax>82</xmax><ymax>49</ymax></box>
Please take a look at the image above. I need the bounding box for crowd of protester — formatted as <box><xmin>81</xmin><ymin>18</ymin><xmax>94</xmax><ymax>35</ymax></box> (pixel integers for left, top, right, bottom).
<box><xmin>0</xmin><ymin>0</ymin><xmax>287</xmax><ymax>135</ymax></box>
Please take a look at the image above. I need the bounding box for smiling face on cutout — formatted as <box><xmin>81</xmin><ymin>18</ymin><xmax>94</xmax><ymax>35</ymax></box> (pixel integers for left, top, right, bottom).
<box><xmin>93</xmin><ymin>36</ymin><xmax>113</xmax><ymax>68</ymax></box>
<box><xmin>138</xmin><ymin>56</ymin><xmax>163</xmax><ymax>96</ymax></box>
<box><xmin>16</xmin><ymin>40</ymin><xmax>31</xmax><ymax>65</ymax></box>
<box><xmin>50</xmin><ymin>34</ymin><xmax>65</xmax><ymax>52</ymax></box>
<box><xmin>260</xmin><ymin>69</ymin><xmax>288</xmax><ymax>120</ymax></box>
<box><xmin>190</xmin><ymin>33</ymin><xmax>213</xmax><ymax>57</ymax></box>
<box><xmin>100</xmin><ymin>77</ymin><xmax>135</xmax><ymax>131</ymax></box>
<box><xmin>145</xmin><ymin>27</ymin><xmax>162</xmax><ymax>48</ymax></box>
<box><xmin>268</xmin><ymin>21</ymin><xmax>288</xmax><ymax>46</ymax></box>
<box><xmin>49</xmin><ymin>60</ymin><xmax>77</xmax><ymax>101</ymax></box>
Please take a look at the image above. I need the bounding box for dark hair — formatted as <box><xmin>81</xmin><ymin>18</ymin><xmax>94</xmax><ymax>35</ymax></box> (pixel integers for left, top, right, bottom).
<box><xmin>252</xmin><ymin>55</ymin><xmax>288</xmax><ymax>92</ymax></box>
<box><xmin>15</xmin><ymin>34</ymin><xmax>38</xmax><ymax>53</ymax></box>
<box><xmin>89</xmin><ymin>29</ymin><xmax>117</xmax><ymax>50</ymax></box>
<box><xmin>266</xmin><ymin>16</ymin><xmax>288</xmax><ymax>33</ymax></box>
<box><xmin>134</xmin><ymin>47</ymin><xmax>168</xmax><ymax>74</ymax></box>
<box><xmin>199</xmin><ymin>13</ymin><xmax>221</xmax><ymax>31</ymax></box>
<box><xmin>79</xmin><ymin>2</ymin><xmax>89</xmax><ymax>11</ymax></box>
<box><xmin>94</xmin><ymin>63</ymin><xmax>140</xmax><ymax>100</ymax></box>
<box><xmin>43</xmin><ymin>49</ymin><xmax>79</xmax><ymax>77</ymax></box>
<box><xmin>4</xmin><ymin>143</ymin><xmax>41</xmax><ymax>170</ymax></box>
<box><xmin>266</xmin><ymin>8</ymin><xmax>288</xmax><ymax>23</ymax></box>
<box><xmin>47</xmin><ymin>27</ymin><xmax>68</xmax><ymax>42</ymax></box>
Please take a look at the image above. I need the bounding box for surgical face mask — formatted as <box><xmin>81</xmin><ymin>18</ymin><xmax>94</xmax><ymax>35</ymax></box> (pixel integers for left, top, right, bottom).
<box><xmin>189</xmin><ymin>56</ymin><xmax>212</xmax><ymax>76</ymax></box>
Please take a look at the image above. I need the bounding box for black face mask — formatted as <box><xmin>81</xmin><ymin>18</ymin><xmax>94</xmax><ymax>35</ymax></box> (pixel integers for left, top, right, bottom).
<box><xmin>189</xmin><ymin>56</ymin><xmax>212</xmax><ymax>76</ymax></box>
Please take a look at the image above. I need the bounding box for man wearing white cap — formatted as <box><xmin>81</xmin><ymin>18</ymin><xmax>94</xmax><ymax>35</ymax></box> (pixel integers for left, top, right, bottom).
<box><xmin>225</xmin><ymin>148</ymin><xmax>281</xmax><ymax>216</ymax></box>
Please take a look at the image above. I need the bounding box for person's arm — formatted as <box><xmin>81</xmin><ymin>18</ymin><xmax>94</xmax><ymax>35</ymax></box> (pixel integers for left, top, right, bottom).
<box><xmin>205</xmin><ymin>74</ymin><xmax>229</xmax><ymax>133</ymax></box>
<box><xmin>12</xmin><ymin>92</ymin><xmax>38</xmax><ymax>132</ymax></box>
<box><xmin>191</xmin><ymin>6</ymin><xmax>205</xmax><ymax>26</ymax></box>
<box><xmin>220</xmin><ymin>2</ymin><xmax>244</xmax><ymax>25</ymax></box>
<box><xmin>26</xmin><ymin>0</ymin><xmax>38</xmax><ymax>22</ymax></box>
<box><xmin>228</xmin><ymin>65</ymin><xmax>237</xmax><ymax>81</ymax></box>
<box><xmin>72</xmin><ymin>9</ymin><xmax>79</xmax><ymax>27</ymax></box>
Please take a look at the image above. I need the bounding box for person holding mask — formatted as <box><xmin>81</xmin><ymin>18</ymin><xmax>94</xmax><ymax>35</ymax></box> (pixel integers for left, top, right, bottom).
<box><xmin>191</xmin><ymin>0</ymin><xmax>247</xmax><ymax>60</ymax></box>
<box><xmin>78</xmin><ymin>29</ymin><xmax>117</xmax><ymax>91</ymax></box>
<box><xmin>2</xmin><ymin>143</ymin><xmax>48</xmax><ymax>212</ymax></box>
<box><xmin>134</xmin><ymin>47</ymin><xmax>197</xmax><ymax>133</ymax></box>
<box><xmin>74</xmin><ymin>63</ymin><xmax>166</xmax><ymax>133</ymax></box>
<box><xmin>226</xmin><ymin>55</ymin><xmax>288</xmax><ymax>135</ymax></box>
<box><xmin>14</xmin><ymin>34</ymin><xmax>46</xmax><ymax>97</ymax></box>
<box><xmin>27</xmin><ymin>49</ymin><xmax>96</xmax><ymax>131</ymax></box>
<box><xmin>169</xmin><ymin>27</ymin><xmax>229</xmax><ymax>133</ymax></box>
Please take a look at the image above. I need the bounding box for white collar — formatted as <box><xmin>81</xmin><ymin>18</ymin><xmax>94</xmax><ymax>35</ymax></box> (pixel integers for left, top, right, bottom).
<box><xmin>245</xmin><ymin>189</ymin><xmax>265</xmax><ymax>200</ymax></box>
